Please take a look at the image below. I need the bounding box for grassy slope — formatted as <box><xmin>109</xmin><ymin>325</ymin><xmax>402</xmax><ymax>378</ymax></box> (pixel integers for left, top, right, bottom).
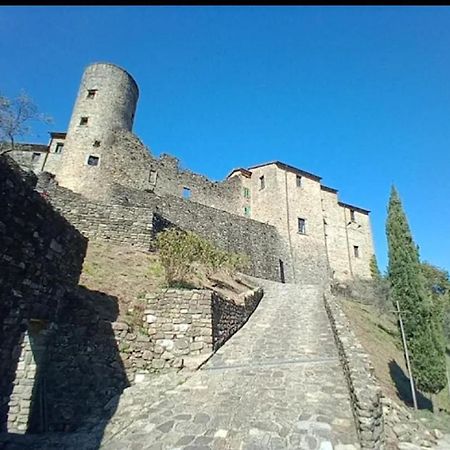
<box><xmin>341</xmin><ymin>298</ymin><xmax>450</xmax><ymax>433</ymax></box>
<box><xmin>78</xmin><ymin>240</ymin><xmax>254</xmax><ymax>324</ymax></box>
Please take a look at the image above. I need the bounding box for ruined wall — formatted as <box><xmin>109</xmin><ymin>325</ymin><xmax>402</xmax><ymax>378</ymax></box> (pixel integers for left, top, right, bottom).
<box><xmin>3</xmin><ymin>143</ymin><xmax>49</xmax><ymax>174</ymax></box>
<box><xmin>40</xmin><ymin>177</ymin><xmax>288</xmax><ymax>282</ymax></box>
<box><xmin>0</xmin><ymin>155</ymin><xmax>87</xmax><ymax>433</ymax></box>
<box><xmin>38</xmin><ymin>176</ymin><xmax>153</xmax><ymax>249</ymax></box>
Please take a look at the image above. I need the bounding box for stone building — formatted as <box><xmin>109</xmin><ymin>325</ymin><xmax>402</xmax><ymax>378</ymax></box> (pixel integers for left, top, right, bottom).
<box><xmin>8</xmin><ymin>61</ymin><xmax>375</xmax><ymax>283</ymax></box>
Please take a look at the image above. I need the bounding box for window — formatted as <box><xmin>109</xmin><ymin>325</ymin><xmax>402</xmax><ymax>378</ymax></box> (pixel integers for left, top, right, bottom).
<box><xmin>149</xmin><ymin>170</ymin><xmax>157</xmax><ymax>185</ymax></box>
<box><xmin>298</xmin><ymin>218</ymin><xmax>306</xmax><ymax>234</ymax></box>
<box><xmin>31</xmin><ymin>152</ymin><xmax>41</xmax><ymax>161</ymax></box>
<box><xmin>296</xmin><ymin>175</ymin><xmax>302</xmax><ymax>187</ymax></box>
<box><xmin>80</xmin><ymin>117</ymin><xmax>88</xmax><ymax>126</ymax></box>
<box><xmin>244</xmin><ymin>206</ymin><xmax>251</xmax><ymax>217</ymax></box>
<box><xmin>87</xmin><ymin>155</ymin><xmax>99</xmax><ymax>166</ymax></box>
<box><xmin>183</xmin><ymin>187</ymin><xmax>191</xmax><ymax>199</ymax></box>
<box><xmin>55</xmin><ymin>143</ymin><xmax>64</xmax><ymax>154</ymax></box>
<box><xmin>354</xmin><ymin>246</ymin><xmax>359</xmax><ymax>258</ymax></box>
<box><xmin>87</xmin><ymin>89</ymin><xmax>97</xmax><ymax>99</ymax></box>
<box><xmin>243</xmin><ymin>187</ymin><xmax>250</xmax><ymax>199</ymax></box>
<box><xmin>260</xmin><ymin>175</ymin><xmax>265</xmax><ymax>190</ymax></box>
<box><xmin>93</xmin><ymin>140</ymin><xmax>101</xmax><ymax>147</ymax></box>
<box><xmin>350</xmin><ymin>209</ymin><xmax>356</xmax><ymax>222</ymax></box>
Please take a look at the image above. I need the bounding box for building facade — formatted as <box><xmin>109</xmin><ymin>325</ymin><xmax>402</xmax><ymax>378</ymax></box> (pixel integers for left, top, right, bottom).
<box><xmin>8</xmin><ymin>61</ymin><xmax>375</xmax><ymax>283</ymax></box>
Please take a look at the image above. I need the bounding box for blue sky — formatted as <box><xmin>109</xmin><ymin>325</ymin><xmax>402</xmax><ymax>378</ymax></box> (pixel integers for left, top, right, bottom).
<box><xmin>2</xmin><ymin>6</ymin><xmax>450</xmax><ymax>274</ymax></box>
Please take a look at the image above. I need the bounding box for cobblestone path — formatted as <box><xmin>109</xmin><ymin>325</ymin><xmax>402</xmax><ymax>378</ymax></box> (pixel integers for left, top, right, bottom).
<box><xmin>100</xmin><ymin>280</ymin><xmax>359</xmax><ymax>450</ymax></box>
<box><xmin>0</xmin><ymin>280</ymin><xmax>360</xmax><ymax>449</ymax></box>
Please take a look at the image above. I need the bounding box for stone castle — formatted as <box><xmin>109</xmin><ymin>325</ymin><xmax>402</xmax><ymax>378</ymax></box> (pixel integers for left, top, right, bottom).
<box><xmin>9</xmin><ymin>61</ymin><xmax>375</xmax><ymax>284</ymax></box>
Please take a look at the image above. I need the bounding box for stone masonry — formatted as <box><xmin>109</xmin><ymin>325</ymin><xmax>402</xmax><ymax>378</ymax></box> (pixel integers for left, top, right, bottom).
<box><xmin>0</xmin><ymin>155</ymin><xmax>87</xmax><ymax>433</ymax></box>
<box><xmin>10</xmin><ymin>61</ymin><xmax>376</xmax><ymax>284</ymax></box>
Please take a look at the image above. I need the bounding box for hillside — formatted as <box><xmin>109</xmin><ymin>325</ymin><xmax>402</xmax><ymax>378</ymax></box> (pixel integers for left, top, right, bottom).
<box><xmin>78</xmin><ymin>240</ymin><xmax>256</xmax><ymax>324</ymax></box>
<box><xmin>340</xmin><ymin>296</ymin><xmax>450</xmax><ymax>438</ymax></box>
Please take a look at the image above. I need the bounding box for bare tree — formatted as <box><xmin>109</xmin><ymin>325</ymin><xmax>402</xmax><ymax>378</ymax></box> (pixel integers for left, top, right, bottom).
<box><xmin>0</xmin><ymin>90</ymin><xmax>52</xmax><ymax>155</ymax></box>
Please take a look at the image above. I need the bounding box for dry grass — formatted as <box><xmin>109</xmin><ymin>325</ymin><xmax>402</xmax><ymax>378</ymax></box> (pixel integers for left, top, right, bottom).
<box><xmin>78</xmin><ymin>240</ymin><xmax>255</xmax><ymax>325</ymax></box>
<box><xmin>79</xmin><ymin>241</ymin><xmax>166</xmax><ymax>318</ymax></box>
<box><xmin>341</xmin><ymin>297</ymin><xmax>450</xmax><ymax>432</ymax></box>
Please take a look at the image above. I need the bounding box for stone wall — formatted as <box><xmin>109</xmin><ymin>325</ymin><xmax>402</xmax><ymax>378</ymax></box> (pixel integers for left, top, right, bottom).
<box><xmin>323</xmin><ymin>291</ymin><xmax>385</xmax><ymax>449</ymax></box>
<box><xmin>0</xmin><ymin>155</ymin><xmax>87</xmax><ymax>433</ymax></box>
<box><xmin>112</xmin><ymin>287</ymin><xmax>264</xmax><ymax>378</ymax></box>
<box><xmin>40</xmin><ymin>176</ymin><xmax>288</xmax><ymax>282</ymax></box>
<box><xmin>212</xmin><ymin>288</ymin><xmax>263</xmax><ymax>350</ymax></box>
<box><xmin>37</xmin><ymin>175</ymin><xmax>153</xmax><ymax>250</ymax></box>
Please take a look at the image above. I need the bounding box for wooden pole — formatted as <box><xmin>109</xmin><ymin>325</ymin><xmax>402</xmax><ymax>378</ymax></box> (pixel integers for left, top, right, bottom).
<box><xmin>396</xmin><ymin>300</ymin><xmax>418</xmax><ymax>410</ymax></box>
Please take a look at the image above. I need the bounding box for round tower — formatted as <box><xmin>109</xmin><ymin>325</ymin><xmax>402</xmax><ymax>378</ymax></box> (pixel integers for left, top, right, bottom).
<box><xmin>56</xmin><ymin>62</ymin><xmax>139</xmax><ymax>196</ymax></box>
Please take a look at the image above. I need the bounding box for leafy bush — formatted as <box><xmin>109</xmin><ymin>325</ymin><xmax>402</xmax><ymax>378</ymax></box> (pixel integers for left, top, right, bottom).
<box><xmin>156</xmin><ymin>228</ymin><xmax>248</xmax><ymax>286</ymax></box>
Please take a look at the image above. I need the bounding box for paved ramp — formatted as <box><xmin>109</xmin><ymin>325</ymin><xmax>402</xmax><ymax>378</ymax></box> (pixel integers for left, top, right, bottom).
<box><xmin>101</xmin><ymin>280</ymin><xmax>359</xmax><ymax>449</ymax></box>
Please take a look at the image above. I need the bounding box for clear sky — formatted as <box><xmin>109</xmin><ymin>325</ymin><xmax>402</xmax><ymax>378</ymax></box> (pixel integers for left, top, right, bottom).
<box><xmin>1</xmin><ymin>6</ymin><xmax>449</xmax><ymax>274</ymax></box>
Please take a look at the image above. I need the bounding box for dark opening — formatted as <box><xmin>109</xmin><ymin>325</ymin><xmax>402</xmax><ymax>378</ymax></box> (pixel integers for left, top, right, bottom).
<box><xmin>87</xmin><ymin>155</ymin><xmax>99</xmax><ymax>166</ymax></box>
<box><xmin>55</xmin><ymin>143</ymin><xmax>64</xmax><ymax>154</ymax></box>
<box><xmin>259</xmin><ymin>175</ymin><xmax>265</xmax><ymax>190</ymax></box>
<box><xmin>87</xmin><ymin>89</ymin><xmax>97</xmax><ymax>99</ymax></box>
<box><xmin>32</xmin><ymin>152</ymin><xmax>41</xmax><ymax>161</ymax></box>
<box><xmin>296</xmin><ymin>175</ymin><xmax>302</xmax><ymax>187</ymax></box>
<box><xmin>353</xmin><ymin>245</ymin><xmax>359</xmax><ymax>258</ymax></box>
<box><xmin>80</xmin><ymin>117</ymin><xmax>88</xmax><ymax>126</ymax></box>
<box><xmin>93</xmin><ymin>140</ymin><xmax>101</xmax><ymax>147</ymax></box>
<box><xmin>279</xmin><ymin>259</ymin><xmax>285</xmax><ymax>283</ymax></box>
<box><xmin>350</xmin><ymin>209</ymin><xmax>356</xmax><ymax>222</ymax></box>
<box><xmin>298</xmin><ymin>218</ymin><xmax>306</xmax><ymax>234</ymax></box>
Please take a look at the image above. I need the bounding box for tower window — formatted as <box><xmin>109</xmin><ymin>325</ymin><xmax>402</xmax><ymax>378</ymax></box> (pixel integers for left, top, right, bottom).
<box><xmin>354</xmin><ymin>246</ymin><xmax>359</xmax><ymax>258</ymax></box>
<box><xmin>296</xmin><ymin>175</ymin><xmax>302</xmax><ymax>187</ymax></box>
<box><xmin>298</xmin><ymin>218</ymin><xmax>306</xmax><ymax>234</ymax></box>
<box><xmin>183</xmin><ymin>187</ymin><xmax>191</xmax><ymax>199</ymax></box>
<box><xmin>260</xmin><ymin>175</ymin><xmax>265</xmax><ymax>190</ymax></box>
<box><xmin>55</xmin><ymin>143</ymin><xmax>64</xmax><ymax>154</ymax></box>
<box><xmin>87</xmin><ymin>155</ymin><xmax>99</xmax><ymax>166</ymax></box>
<box><xmin>244</xmin><ymin>206</ymin><xmax>251</xmax><ymax>217</ymax></box>
<box><xmin>149</xmin><ymin>170</ymin><xmax>157</xmax><ymax>185</ymax></box>
<box><xmin>93</xmin><ymin>140</ymin><xmax>101</xmax><ymax>147</ymax></box>
<box><xmin>350</xmin><ymin>209</ymin><xmax>356</xmax><ymax>222</ymax></box>
<box><xmin>243</xmin><ymin>187</ymin><xmax>250</xmax><ymax>199</ymax></box>
<box><xmin>87</xmin><ymin>89</ymin><xmax>97</xmax><ymax>99</ymax></box>
<box><xmin>80</xmin><ymin>117</ymin><xmax>89</xmax><ymax>126</ymax></box>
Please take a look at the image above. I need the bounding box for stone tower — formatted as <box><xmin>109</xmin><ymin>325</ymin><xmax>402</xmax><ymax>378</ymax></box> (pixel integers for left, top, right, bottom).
<box><xmin>56</xmin><ymin>62</ymin><xmax>139</xmax><ymax>196</ymax></box>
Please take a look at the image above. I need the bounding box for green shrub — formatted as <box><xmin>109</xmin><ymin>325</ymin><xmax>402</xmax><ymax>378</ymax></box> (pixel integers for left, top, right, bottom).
<box><xmin>156</xmin><ymin>228</ymin><xmax>248</xmax><ymax>286</ymax></box>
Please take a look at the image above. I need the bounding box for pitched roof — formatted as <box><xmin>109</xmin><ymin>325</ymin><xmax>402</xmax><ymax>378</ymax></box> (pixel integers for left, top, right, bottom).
<box><xmin>246</xmin><ymin>161</ymin><xmax>322</xmax><ymax>182</ymax></box>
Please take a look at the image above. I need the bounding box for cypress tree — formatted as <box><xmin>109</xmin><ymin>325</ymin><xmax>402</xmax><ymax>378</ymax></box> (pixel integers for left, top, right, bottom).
<box><xmin>370</xmin><ymin>254</ymin><xmax>382</xmax><ymax>280</ymax></box>
<box><xmin>386</xmin><ymin>186</ymin><xmax>447</xmax><ymax>395</ymax></box>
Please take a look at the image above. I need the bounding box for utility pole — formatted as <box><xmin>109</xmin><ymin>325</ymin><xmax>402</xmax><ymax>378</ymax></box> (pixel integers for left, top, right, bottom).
<box><xmin>396</xmin><ymin>300</ymin><xmax>418</xmax><ymax>410</ymax></box>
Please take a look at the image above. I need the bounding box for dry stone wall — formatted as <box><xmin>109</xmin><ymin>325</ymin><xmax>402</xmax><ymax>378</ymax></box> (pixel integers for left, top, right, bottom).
<box><xmin>38</xmin><ymin>175</ymin><xmax>288</xmax><ymax>282</ymax></box>
<box><xmin>37</xmin><ymin>174</ymin><xmax>153</xmax><ymax>249</ymax></box>
<box><xmin>0</xmin><ymin>155</ymin><xmax>87</xmax><ymax>433</ymax></box>
<box><xmin>113</xmin><ymin>287</ymin><xmax>264</xmax><ymax>377</ymax></box>
<box><xmin>323</xmin><ymin>291</ymin><xmax>385</xmax><ymax>449</ymax></box>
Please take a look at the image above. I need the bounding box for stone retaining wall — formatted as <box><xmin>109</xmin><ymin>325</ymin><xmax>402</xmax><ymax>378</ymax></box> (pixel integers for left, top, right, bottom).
<box><xmin>37</xmin><ymin>176</ymin><xmax>153</xmax><ymax>249</ymax></box>
<box><xmin>323</xmin><ymin>291</ymin><xmax>385</xmax><ymax>450</ymax></box>
<box><xmin>0</xmin><ymin>156</ymin><xmax>87</xmax><ymax>433</ymax></box>
<box><xmin>212</xmin><ymin>288</ymin><xmax>264</xmax><ymax>350</ymax></box>
<box><xmin>114</xmin><ymin>287</ymin><xmax>264</xmax><ymax>378</ymax></box>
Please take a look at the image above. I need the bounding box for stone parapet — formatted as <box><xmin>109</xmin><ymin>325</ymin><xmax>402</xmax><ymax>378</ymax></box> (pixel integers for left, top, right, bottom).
<box><xmin>323</xmin><ymin>291</ymin><xmax>385</xmax><ymax>450</ymax></box>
